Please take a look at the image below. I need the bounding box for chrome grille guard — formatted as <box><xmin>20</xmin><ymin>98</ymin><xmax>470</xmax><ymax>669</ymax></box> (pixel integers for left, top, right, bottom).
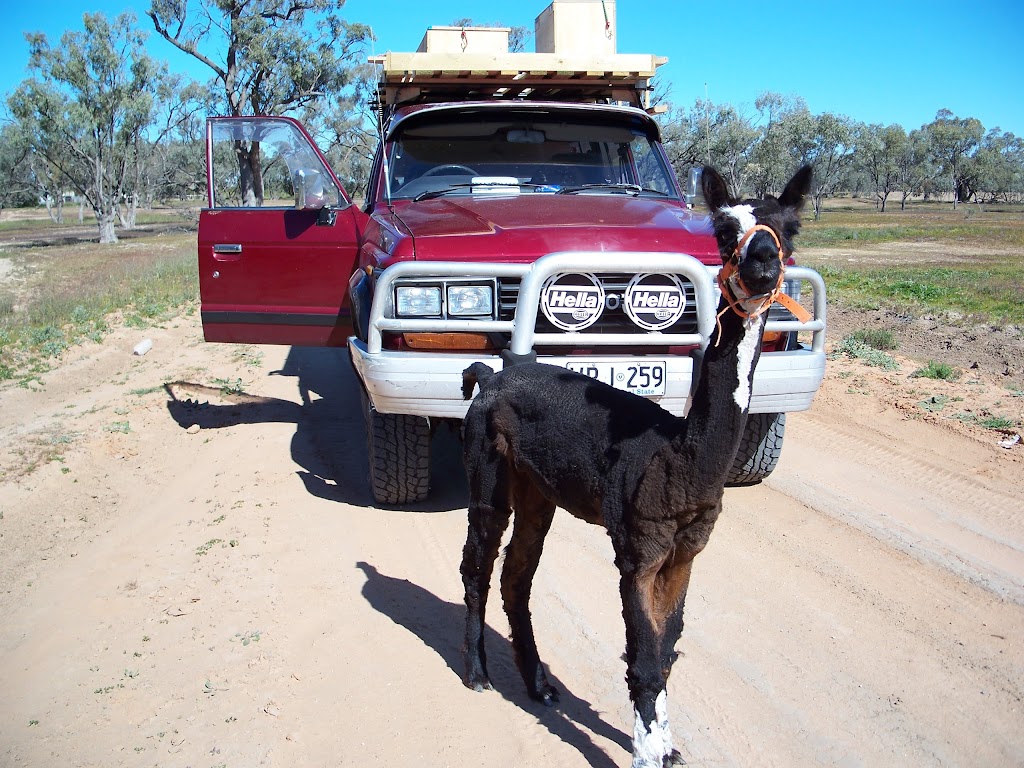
<box><xmin>366</xmin><ymin>252</ymin><xmax>826</xmax><ymax>355</ymax></box>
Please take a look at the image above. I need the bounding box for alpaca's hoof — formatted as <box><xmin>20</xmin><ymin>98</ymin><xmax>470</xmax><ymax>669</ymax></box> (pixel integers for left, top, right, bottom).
<box><xmin>664</xmin><ymin>749</ymin><xmax>686</xmax><ymax>766</ymax></box>
<box><xmin>464</xmin><ymin>673</ymin><xmax>493</xmax><ymax>693</ymax></box>
<box><xmin>534</xmin><ymin>684</ymin><xmax>560</xmax><ymax>707</ymax></box>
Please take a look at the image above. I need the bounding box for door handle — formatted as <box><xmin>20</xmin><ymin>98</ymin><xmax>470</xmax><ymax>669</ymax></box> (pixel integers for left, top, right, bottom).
<box><xmin>213</xmin><ymin>244</ymin><xmax>243</xmax><ymax>254</ymax></box>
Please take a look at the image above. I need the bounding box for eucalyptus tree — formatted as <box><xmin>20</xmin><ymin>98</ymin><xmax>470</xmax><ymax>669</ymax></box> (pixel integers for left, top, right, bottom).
<box><xmin>928</xmin><ymin>109</ymin><xmax>983</xmax><ymax>208</ymax></box>
<box><xmin>896</xmin><ymin>128</ymin><xmax>937</xmax><ymax>210</ymax></box>
<box><xmin>964</xmin><ymin>128</ymin><xmax>1024</xmax><ymax>203</ymax></box>
<box><xmin>706</xmin><ymin>104</ymin><xmax>759</xmax><ymax>196</ymax></box>
<box><xmin>657</xmin><ymin>101</ymin><xmax>705</xmax><ymax>177</ymax></box>
<box><xmin>125</xmin><ymin>76</ymin><xmax>212</xmax><ymax>220</ymax></box>
<box><xmin>792</xmin><ymin>112</ymin><xmax>859</xmax><ymax>219</ymax></box>
<box><xmin>656</xmin><ymin>96</ymin><xmax>758</xmax><ymax>200</ymax></box>
<box><xmin>8</xmin><ymin>13</ymin><xmax>166</xmax><ymax>243</ymax></box>
<box><xmin>299</xmin><ymin>62</ymin><xmax>378</xmax><ymax>202</ymax></box>
<box><xmin>0</xmin><ymin>123</ymin><xmax>35</xmax><ymax>215</ymax></box>
<box><xmin>747</xmin><ymin>91</ymin><xmax>808</xmax><ymax>198</ymax></box>
<box><xmin>858</xmin><ymin>123</ymin><xmax>906</xmax><ymax>212</ymax></box>
<box><xmin>149</xmin><ymin>79</ymin><xmax>215</xmax><ymax>203</ymax></box>
<box><xmin>148</xmin><ymin>0</ymin><xmax>370</xmax><ymax>206</ymax></box>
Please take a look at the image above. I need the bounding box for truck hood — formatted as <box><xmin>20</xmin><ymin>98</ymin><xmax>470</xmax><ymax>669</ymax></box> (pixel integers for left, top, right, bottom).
<box><xmin>388</xmin><ymin>195</ymin><xmax>720</xmax><ymax>264</ymax></box>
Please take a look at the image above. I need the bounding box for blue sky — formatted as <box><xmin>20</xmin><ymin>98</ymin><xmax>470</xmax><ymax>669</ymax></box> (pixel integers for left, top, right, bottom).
<box><xmin>2</xmin><ymin>0</ymin><xmax>1021</xmax><ymax>134</ymax></box>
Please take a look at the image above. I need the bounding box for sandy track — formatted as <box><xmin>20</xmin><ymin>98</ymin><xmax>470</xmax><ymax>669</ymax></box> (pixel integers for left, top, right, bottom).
<box><xmin>0</xmin><ymin>316</ymin><xmax>1021</xmax><ymax>767</ymax></box>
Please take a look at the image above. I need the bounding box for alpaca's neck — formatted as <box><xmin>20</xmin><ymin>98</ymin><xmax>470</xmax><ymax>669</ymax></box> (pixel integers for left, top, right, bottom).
<box><xmin>635</xmin><ymin>301</ymin><xmax>766</xmax><ymax>510</ymax></box>
<box><xmin>677</xmin><ymin>300</ymin><xmax>766</xmax><ymax>471</ymax></box>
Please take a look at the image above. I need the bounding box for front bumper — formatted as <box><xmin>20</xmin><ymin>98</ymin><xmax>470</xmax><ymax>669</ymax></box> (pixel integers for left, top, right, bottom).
<box><xmin>350</xmin><ymin>342</ymin><xmax>825</xmax><ymax>418</ymax></box>
<box><xmin>349</xmin><ymin>252</ymin><xmax>826</xmax><ymax>419</ymax></box>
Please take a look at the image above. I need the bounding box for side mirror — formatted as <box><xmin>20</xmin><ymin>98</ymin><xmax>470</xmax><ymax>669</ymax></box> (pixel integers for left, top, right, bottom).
<box><xmin>686</xmin><ymin>167</ymin><xmax>704</xmax><ymax>209</ymax></box>
<box><xmin>294</xmin><ymin>168</ymin><xmax>328</xmax><ymax>210</ymax></box>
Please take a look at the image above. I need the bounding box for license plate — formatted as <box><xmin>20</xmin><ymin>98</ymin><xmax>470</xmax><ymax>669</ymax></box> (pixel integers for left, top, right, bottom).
<box><xmin>564</xmin><ymin>360</ymin><xmax>667</xmax><ymax>396</ymax></box>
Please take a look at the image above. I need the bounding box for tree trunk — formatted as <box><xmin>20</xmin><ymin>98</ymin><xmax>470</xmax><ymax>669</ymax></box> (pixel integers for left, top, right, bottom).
<box><xmin>812</xmin><ymin>192</ymin><xmax>824</xmax><ymax>221</ymax></box>
<box><xmin>118</xmin><ymin>192</ymin><xmax>139</xmax><ymax>229</ymax></box>
<box><xmin>44</xmin><ymin>196</ymin><xmax>64</xmax><ymax>224</ymax></box>
<box><xmin>97</xmin><ymin>211</ymin><xmax>118</xmax><ymax>244</ymax></box>
<box><xmin>235</xmin><ymin>140</ymin><xmax>264</xmax><ymax>207</ymax></box>
<box><xmin>955</xmin><ymin>180</ymin><xmax>972</xmax><ymax>207</ymax></box>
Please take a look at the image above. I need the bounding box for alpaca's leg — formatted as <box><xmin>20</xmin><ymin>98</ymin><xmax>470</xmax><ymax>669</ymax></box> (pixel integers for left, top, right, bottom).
<box><xmin>460</xmin><ymin>466</ymin><xmax>511</xmax><ymax>692</ymax></box>
<box><xmin>620</xmin><ymin>569</ymin><xmax>685</xmax><ymax>768</ymax></box>
<box><xmin>500</xmin><ymin>485</ymin><xmax>558</xmax><ymax>705</ymax></box>
<box><xmin>655</xmin><ymin>557</ymin><xmax>694</xmax><ymax>681</ymax></box>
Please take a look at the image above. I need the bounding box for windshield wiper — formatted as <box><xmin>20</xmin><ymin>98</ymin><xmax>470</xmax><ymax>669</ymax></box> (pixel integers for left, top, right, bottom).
<box><xmin>412</xmin><ymin>183</ymin><xmax>473</xmax><ymax>201</ymax></box>
<box><xmin>555</xmin><ymin>183</ymin><xmax>668</xmax><ymax>196</ymax></box>
<box><xmin>412</xmin><ymin>181</ymin><xmax>548</xmax><ymax>202</ymax></box>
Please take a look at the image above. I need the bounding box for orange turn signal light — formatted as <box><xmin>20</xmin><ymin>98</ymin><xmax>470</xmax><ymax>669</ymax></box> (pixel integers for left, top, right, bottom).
<box><xmin>403</xmin><ymin>333</ymin><xmax>495</xmax><ymax>351</ymax></box>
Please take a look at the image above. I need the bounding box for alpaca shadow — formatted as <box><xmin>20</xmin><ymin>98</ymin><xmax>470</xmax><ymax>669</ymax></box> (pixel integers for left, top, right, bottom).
<box><xmin>355</xmin><ymin>561</ymin><xmax>630</xmax><ymax>767</ymax></box>
<box><xmin>164</xmin><ymin>346</ymin><xmax>468</xmax><ymax>511</ymax></box>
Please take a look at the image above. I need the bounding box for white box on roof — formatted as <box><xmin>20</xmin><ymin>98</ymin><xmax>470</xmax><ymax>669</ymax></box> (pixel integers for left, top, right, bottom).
<box><xmin>535</xmin><ymin>0</ymin><xmax>617</xmax><ymax>55</ymax></box>
<box><xmin>417</xmin><ymin>26</ymin><xmax>511</xmax><ymax>55</ymax></box>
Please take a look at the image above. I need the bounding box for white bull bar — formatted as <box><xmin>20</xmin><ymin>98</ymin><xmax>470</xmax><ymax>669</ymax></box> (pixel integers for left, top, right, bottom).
<box><xmin>350</xmin><ymin>252</ymin><xmax>826</xmax><ymax>418</ymax></box>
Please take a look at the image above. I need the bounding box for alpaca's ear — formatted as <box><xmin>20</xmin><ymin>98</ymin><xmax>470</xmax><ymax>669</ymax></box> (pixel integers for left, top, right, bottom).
<box><xmin>779</xmin><ymin>165</ymin><xmax>813</xmax><ymax>211</ymax></box>
<box><xmin>701</xmin><ymin>166</ymin><xmax>732</xmax><ymax>210</ymax></box>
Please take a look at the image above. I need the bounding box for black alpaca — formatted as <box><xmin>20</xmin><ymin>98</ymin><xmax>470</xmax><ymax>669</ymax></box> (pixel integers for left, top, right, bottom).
<box><xmin>459</xmin><ymin>165</ymin><xmax>812</xmax><ymax>767</ymax></box>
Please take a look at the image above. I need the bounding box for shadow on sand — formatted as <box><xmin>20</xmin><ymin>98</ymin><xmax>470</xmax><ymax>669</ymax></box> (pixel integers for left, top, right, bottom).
<box><xmin>355</xmin><ymin>561</ymin><xmax>630</xmax><ymax>767</ymax></box>
<box><xmin>164</xmin><ymin>345</ymin><xmax>468</xmax><ymax>512</ymax></box>
<box><xmin>164</xmin><ymin>345</ymin><xmax>628</xmax><ymax>762</ymax></box>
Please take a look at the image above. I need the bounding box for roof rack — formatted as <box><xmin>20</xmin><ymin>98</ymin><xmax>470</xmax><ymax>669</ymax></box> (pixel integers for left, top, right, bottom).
<box><xmin>369</xmin><ymin>52</ymin><xmax>667</xmax><ymax>111</ymax></box>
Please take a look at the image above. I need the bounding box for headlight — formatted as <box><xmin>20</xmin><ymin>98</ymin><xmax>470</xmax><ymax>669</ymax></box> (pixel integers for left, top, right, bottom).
<box><xmin>395</xmin><ymin>285</ymin><xmax>442</xmax><ymax>317</ymax></box>
<box><xmin>447</xmin><ymin>284</ymin><xmax>494</xmax><ymax>317</ymax></box>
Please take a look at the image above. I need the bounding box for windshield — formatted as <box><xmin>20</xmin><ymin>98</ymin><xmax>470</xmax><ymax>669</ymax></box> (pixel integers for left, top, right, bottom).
<box><xmin>385</xmin><ymin>112</ymin><xmax>679</xmax><ymax>201</ymax></box>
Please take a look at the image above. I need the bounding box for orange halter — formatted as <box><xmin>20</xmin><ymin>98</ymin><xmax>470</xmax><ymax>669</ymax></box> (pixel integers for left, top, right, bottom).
<box><xmin>714</xmin><ymin>224</ymin><xmax>810</xmax><ymax>343</ymax></box>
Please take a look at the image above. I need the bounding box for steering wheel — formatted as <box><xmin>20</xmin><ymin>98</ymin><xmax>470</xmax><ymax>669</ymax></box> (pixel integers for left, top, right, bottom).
<box><xmin>421</xmin><ymin>164</ymin><xmax>479</xmax><ymax>177</ymax></box>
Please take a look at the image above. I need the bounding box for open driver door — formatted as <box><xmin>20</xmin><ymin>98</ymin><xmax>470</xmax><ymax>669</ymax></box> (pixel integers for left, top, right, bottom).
<box><xmin>198</xmin><ymin>116</ymin><xmax>366</xmax><ymax>346</ymax></box>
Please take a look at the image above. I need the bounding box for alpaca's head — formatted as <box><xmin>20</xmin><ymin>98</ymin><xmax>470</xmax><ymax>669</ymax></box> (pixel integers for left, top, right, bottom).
<box><xmin>701</xmin><ymin>166</ymin><xmax>812</xmax><ymax>299</ymax></box>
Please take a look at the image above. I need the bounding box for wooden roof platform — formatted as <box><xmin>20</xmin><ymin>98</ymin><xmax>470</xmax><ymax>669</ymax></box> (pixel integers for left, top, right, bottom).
<box><xmin>370</xmin><ymin>51</ymin><xmax>667</xmax><ymax>109</ymax></box>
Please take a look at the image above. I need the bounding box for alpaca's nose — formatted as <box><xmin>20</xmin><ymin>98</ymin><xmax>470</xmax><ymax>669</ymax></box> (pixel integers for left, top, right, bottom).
<box><xmin>745</xmin><ymin>230</ymin><xmax>780</xmax><ymax>264</ymax></box>
<box><xmin>738</xmin><ymin>230</ymin><xmax>782</xmax><ymax>292</ymax></box>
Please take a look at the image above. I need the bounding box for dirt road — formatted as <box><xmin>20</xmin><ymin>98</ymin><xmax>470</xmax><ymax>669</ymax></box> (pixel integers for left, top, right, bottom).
<box><xmin>0</xmin><ymin>315</ymin><xmax>1021</xmax><ymax>767</ymax></box>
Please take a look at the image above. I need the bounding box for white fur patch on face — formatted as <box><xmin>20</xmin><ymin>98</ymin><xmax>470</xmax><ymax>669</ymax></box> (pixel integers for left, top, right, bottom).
<box><xmin>632</xmin><ymin>689</ymin><xmax>673</xmax><ymax>768</ymax></box>
<box><xmin>721</xmin><ymin>204</ymin><xmax>757</xmax><ymax>256</ymax></box>
<box><xmin>733</xmin><ymin>316</ymin><xmax>763</xmax><ymax>409</ymax></box>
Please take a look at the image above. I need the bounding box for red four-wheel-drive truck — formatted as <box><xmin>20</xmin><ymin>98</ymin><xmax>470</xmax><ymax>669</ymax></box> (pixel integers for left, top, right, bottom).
<box><xmin>196</xmin><ymin>14</ymin><xmax>826</xmax><ymax>505</ymax></box>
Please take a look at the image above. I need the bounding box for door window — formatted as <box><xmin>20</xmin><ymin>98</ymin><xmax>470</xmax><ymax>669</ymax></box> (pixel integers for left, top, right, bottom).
<box><xmin>209</xmin><ymin>119</ymin><xmax>343</xmax><ymax>209</ymax></box>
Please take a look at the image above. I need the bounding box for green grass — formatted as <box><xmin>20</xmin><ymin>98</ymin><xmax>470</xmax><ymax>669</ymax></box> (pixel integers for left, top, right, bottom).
<box><xmin>911</xmin><ymin>360</ymin><xmax>962</xmax><ymax>381</ymax></box>
<box><xmin>0</xmin><ymin>233</ymin><xmax>197</xmax><ymax>383</ymax></box>
<box><xmin>802</xmin><ymin>201</ymin><xmax>1024</xmax><ymax>249</ymax></box>
<box><xmin>802</xmin><ymin>223</ymin><xmax>1024</xmax><ymax>248</ymax></box>
<box><xmin>0</xmin><ymin>207</ymin><xmax>192</xmax><ymax>233</ymax></box>
<box><xmin>813</xmin><ymin>264</ymin><xmax>1024</xmax><ymax>324</ymax></box>
<box><xmin>800</xmin><ymin>202</ymin><xmax>1024</xmax><ymax>322</ymax></box>
<box><xmin>834</xmin><ymin>334</ymin><xmax>900</xmax><ymax>370</ymax></box>
<box><xmin>846</xmin><ymin>327</ymin><xmax>898</xmax><ymax>351</ymax></box>
<box><xmin>952</xmin><ymin>412</ymin><xmax>1019</xmax><ymax>431</ymax></box>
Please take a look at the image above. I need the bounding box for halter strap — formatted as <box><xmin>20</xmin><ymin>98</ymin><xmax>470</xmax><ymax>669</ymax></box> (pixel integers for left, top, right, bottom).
<box><xmin>714</xmin><ymin>224</ymin><xmax>811</xmax><ymax>344</ymax></box>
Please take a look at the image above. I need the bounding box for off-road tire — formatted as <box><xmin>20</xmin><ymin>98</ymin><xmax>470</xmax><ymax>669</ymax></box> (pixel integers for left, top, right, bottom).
<box><xmin>727</xmin><ymin>412</ymin><xmax>786</xmax><ymax>486</ymax></box>
<box><xmin>365</xmin><ymin>402</ymin><xmax>431</xmax><ymax>505</ymax></box>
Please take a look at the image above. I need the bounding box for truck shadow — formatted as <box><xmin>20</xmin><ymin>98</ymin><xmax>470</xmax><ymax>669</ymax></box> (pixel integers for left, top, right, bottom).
<box><xmin>355</xmin><ymin>560</ymin><xmax>630</xmax><ymax>767</ymax></box>
<box><xmin>164</xmin><ymin>345</ymin><xmax>468</xmax><ymax>512</ymax></box>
